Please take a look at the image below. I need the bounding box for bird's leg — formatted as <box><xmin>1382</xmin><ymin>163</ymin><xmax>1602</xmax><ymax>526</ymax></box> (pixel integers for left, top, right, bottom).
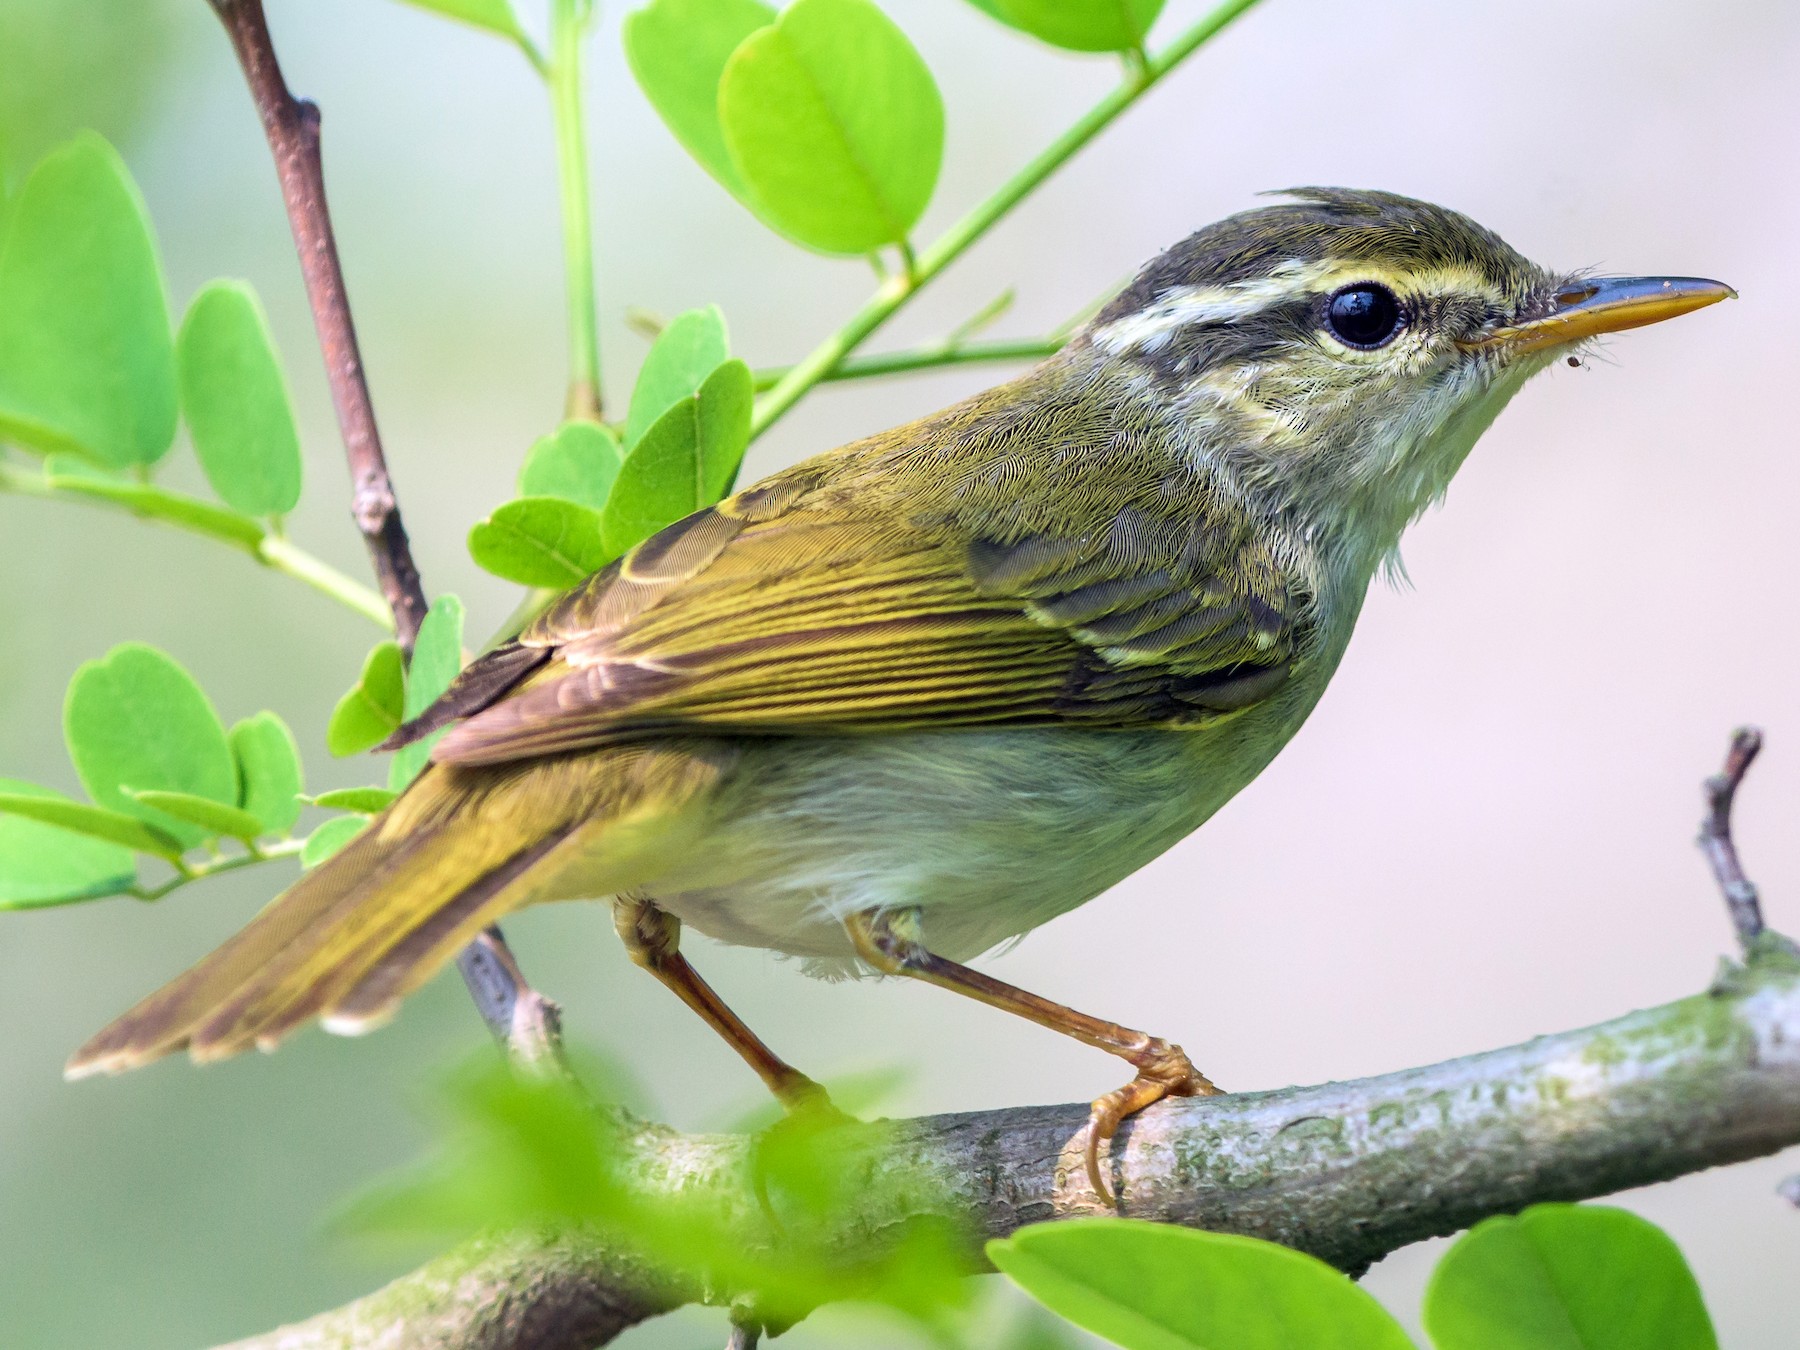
<box><xmin>614</xmin><ymin>895</ymin><xmax>827</xmax><ymax>1111</ymax></box>
<box><xmin>845</xmin><ymin>907</ymin><xmax>1219</xmax><ymax>1204</ymax></box>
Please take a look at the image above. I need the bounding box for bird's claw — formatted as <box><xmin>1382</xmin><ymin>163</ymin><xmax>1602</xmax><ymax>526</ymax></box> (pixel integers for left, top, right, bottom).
<box><xmin>1083</xmin><ymin>1039</ymin><xmax>1218</xmax><ymax>1205</ymax></box>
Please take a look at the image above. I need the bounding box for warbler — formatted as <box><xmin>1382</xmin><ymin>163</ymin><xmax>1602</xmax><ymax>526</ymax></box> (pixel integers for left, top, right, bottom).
<box><xmin>68</xmin><ymin>189</ymin><xmax>1731</xmax><ymax>1199</ymax></box>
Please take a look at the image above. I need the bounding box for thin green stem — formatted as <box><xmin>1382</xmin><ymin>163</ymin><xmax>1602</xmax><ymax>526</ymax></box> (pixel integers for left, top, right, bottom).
<box><xmin>749</xmin><ymin>0</ymin><xmax>1266</xmax><ymax>440</ymax></box>
<box><xmin>131</xmin><ymin>837</ymin><xmax>306</xmax><ymax>902</ymax></box>
<box><xmin>751</xmin><ymin>335</ymin><xmax>1065</xmax><ymax>392</ymax></box>
<box><xmin>550</xmin><ymin>0</ymin><xmax>602</xmax><ymax>422</ymax></box>
<box><xmin>0</xmin><ymin>458</ymin><xmax>392</xmax><ymax>630</ymax></box>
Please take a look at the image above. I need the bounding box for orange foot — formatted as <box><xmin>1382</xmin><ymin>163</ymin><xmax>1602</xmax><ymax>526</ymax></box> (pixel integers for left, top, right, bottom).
<box><xmin>1085</xmin><ymin>1038</ymin><xmax>1220</xmax><ymax>1205</ymax></box>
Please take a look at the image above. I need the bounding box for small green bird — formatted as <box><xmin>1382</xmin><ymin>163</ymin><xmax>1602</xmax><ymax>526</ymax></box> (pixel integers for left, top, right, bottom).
<box><xmin>68</xmin><ymin>189</ymin><xmax>1731</xmax><ymax>1198</ymax></box>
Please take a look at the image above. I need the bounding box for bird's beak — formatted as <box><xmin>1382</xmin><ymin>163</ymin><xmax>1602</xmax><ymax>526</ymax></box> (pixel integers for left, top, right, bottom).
<box><xmin>1457</xmin><ymin>275</ymin><xmax>1736</xmax><ymax>355</ymax></box>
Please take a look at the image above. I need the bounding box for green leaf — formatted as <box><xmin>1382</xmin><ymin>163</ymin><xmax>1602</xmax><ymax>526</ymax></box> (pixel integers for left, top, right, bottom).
<box><xmin>468</xmin><ymin>496</ymin><xmax>611</xmax><ymax>588</ymax></box>
<box><xmin>125</xmin><ymin>788</ymin><xmax>266</xmax><ymax>843</ymax></box>
<box><xmin>0</xmin><ymin>779</ymin><xmax>137</xmax><ymax>909</ymax></box>
<box><xmin>719</xmin><ymin>0</ymin><xmax>943</xmax><ymax>254</ymax></box>
<box><xmin>176</xmin><ymin>279</ymin><xmax>303</xmax><ymax>517</ymax></box>
<box><xmin>393</xmin><ymin>0</ymin><xmax>530</xmax><ymax>42</ymax></box>
<box><xmin>624</xmin><ymin>0</ymin><xmax>776</xmax><ymax>197</ymax></box>
<box><xmin>301</xmin><ymin>815</ymin><xmax>367</xmax><ymax>869</ymax></box>
<box><xmin>625</xmin><ymin>305</ymin><xmax>731</xmax><ymax>449</ymax></box>
<box><xmin>231</xmin><ymin>712</ymin><xmax>305</xmax><ymax>836</ymax></box>
<box><xmin>518</xmin><ymin>420</ymin><xmax>622</xmax><ymax>510</ymax></box>
<box><xmin>0</xmin><ymin>790</ymin><xmax>183</xmax><ymax>863</ymax></box>
<box><xmin>39</xmin><ymin>471</ymin><xmax>267</xmax><ymax>546</ymax></box>
<box><xmin>389</xmin><ymin>594</ymin><xmax>465</xmax><ymax>791</ymax></box>
<box><xmin>327</xmin><ymin>641</ymin><xmax>406</xmax><ymax>757</ymax></box>
<box><xmin>990</xmin><ymin>1219</ymin><xmax>1417</xmax><ymax>1350</ymax></box>
<box><xmin>0</xmin><ymin>133</ymin><xmax>176</xmax><ymax>466</ymax></box>
<box><xmin>310</xmin><ymin>787</ymin><xmax>399</xmax><ymax>815</ymax></box>
<box><xmin>63</xmin><ymin>643</ymin><xmax>238</xmax><ymax>851</ymax></box>
<box><xmin>1424</xmin><ymin>1204</ymin><xmax>1716</xmax><ymax>1350</ymax></box>
<box><xmin>602</xmin><ymin>359</ymin><xmax>751</xmax><ymax>555</ymax></box>
<box><xmin>973</xmin><ymin>0</ymin><xmax>1165</xmax><ymax>53</ymax></box>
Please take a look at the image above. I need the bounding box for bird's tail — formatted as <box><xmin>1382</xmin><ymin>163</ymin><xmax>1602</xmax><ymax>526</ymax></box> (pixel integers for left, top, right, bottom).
<box><xmin>65</xmin><ymin>757</ymin><xmax>636</xmax><ymax>1079</ymax></box>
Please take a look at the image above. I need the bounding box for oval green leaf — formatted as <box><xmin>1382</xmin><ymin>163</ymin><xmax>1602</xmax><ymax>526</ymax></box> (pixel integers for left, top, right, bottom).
<box><xmin>602</xmin><ymin>358</ymin><xmax>751</xmax><ymax>555</ymax></box>
<box><xmin>0</xmin><ymin>779</ymin><xmax>138</xmax><ymax>909</ymax></box>
<box><xmin>309</xmin><ymin>787</ymin><xmax>399</xmax><ymax>815</ymax></box>
<box><xmin>126</xmin><ymin>788</ymin><xmax>266</xmax><ymax>843</ymax></box>
<box><xmin>231</xmin><ymin>711</ymin><xmax>305</xmax><ymax>835</ymax></box>
<box><xmin>468</xmin><ymin>496</ymin><xmax>611</xmax><ymax>588</ymax></box>
<box><xmin>519</xmin><ymin>420</ymin><xmax>622</xmax><ymax>510</ymax></box>
<box><xmin>327</xmin><ymin>641</ymin><xmax>406</xmax><ymax>758</ymax></box>
<box><xmin>177</xmin><ymin>279</ymin><xmax>303</xmax><ymax>516</ymax></box>
<box><xmin>989</xmin><ymin>1218</ymin><xmax>1417</xmax><ymax>1350</ymax></box>
<box><xmin>1424</xmin><ymin>1204</ymin><xmax>1716</xmax><ymax>1350</ymax></box>
<box><xmin>0</xmin><ymin>790</ymin><xmax>184</xmax><ymax>863</ymax></box>
<box><xmin>395</xmin><ymin>0</ymin><xmax>530</xmax><ymax>42</ymax></box>
<box><xmin>973</xmin><ymin>0</ymin><xmax>1165</xmax><ymax>53</ymax></box>
<box><xmin>63</xmin><ymin>643</ymin><xmax>238</xmax><ymax>851</ymax></box>
<box><xmin>0</xmin><ymin>133</ymin><xmax>176</xmax><ymax>466</ymax></box>
<box><xmin>301</xmin><ymin>815</ymin><xmax>367</xmax><ymax>869</ymax></box>
<box><xmin>719</xmin><ymin>0</ymin><xmax>943</xmax><ymax>254</ymax></box>
<box><xmin>625</xmin><ymin>306</ymin><xmax>731</xmax><ymax>449</ymax></box>
<box><xmin>389</xmin><ymin>593</ymin><xmax>465</xmax><ymax>790</ymax></box>
<box><xmin>624</xmin><ymin>0</ymin><xmax>777</xmax><ymax>196</ymax></box>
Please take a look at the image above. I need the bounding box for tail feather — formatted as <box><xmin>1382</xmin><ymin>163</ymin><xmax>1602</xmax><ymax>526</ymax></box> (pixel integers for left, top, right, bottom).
<box><xmin>66</xmin><ymin>743</ymin><xmax>733</xmax><ymax>1080</ymax></box>
<box><xmin>67</xmin><ymin>768</ymin><xmax>582</xmax><ymax>1078</ymax></box>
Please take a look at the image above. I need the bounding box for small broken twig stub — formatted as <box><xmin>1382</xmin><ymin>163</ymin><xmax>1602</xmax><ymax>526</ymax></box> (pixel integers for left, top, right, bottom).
<box><xmin>1697</xmin><ymin>727</ymin><xmax>1788</xmax><ymax>954</ymax></box>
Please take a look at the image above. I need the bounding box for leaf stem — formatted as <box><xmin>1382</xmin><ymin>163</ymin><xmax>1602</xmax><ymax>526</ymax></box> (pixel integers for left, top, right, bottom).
<box><xmin>748</xmin><ymin>0</ymin><xmax>1265</xmax><ymax>440</ymax></box>
<box><xmin>131</xmin><ymin>837</ymin><xmax>306</xmax><ymax>903</ymax></box>
<box><xmin>750</xmin><ymin>335</ymin><xmax>1065</xmax><ymax>392</ymax></box>
<box><xmin>0</xmin><ymin>459</ymin><xmax>392</xmax><ymax>629</ymax></box>
<box><xmin>550</xmin><ymin>0</ymin><xmax>603</xmax><ymax>422</ymax></box>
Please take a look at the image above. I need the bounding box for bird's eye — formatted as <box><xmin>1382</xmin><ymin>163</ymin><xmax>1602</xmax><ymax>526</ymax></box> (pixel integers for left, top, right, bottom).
<box><xmin>1325</xmin><ymin>283</ymin><xmax>1405</xmax><ymax>349</ymax></box>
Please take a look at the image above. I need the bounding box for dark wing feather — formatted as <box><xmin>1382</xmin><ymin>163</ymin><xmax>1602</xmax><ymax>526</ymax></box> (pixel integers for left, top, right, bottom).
<box><xmin>414</xmin><ymin>393</ymin><xmax>1310</xmax><ymax>765</ymax></box>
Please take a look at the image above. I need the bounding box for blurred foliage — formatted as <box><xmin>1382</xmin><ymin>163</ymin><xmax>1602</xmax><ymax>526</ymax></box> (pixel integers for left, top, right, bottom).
<box><xmin>0</xmin><ymin>0</ymin><xmax>184</xmax><ymax>177</ymax></box>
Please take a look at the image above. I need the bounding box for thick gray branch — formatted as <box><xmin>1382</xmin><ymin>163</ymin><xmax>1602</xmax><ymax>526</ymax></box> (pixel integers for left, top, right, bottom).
<box><xmin>220</xmin><ymin>938</ymin><xmax>1800</xmax><ymax>1350</ymax></box>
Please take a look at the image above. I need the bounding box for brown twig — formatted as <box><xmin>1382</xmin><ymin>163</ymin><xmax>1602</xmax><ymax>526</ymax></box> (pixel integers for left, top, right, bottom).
<box><xmin>1698</xmin><ymin>727</ymin><xmax>1778</xmax><ymax>953</ymax></box>
<box><xmin>205</xmin><ymin>0</ymin><xmax>561</xmax><ymax>1064</ymax></box>
<box><xmin>206</xmin><ymin>0</ymin><xmax>427</xmax><ymax>652</ymax></box>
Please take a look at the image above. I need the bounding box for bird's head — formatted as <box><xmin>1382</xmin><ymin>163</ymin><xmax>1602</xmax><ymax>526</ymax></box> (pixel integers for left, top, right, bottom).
<box><xmin>1082</xmin><ymin>188</ymin><xmax>1732</xmax><ymax>567</ymax></box>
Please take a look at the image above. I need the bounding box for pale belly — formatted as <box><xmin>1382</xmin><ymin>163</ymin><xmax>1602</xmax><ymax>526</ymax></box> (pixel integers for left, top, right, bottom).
<box><xmin>642</xmin><ymin>674</ymin><xmax>1327</xmax><ymax>967</ymax></box>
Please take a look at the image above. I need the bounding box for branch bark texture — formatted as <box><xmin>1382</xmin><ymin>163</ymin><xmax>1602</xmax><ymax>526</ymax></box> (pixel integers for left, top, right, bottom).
<box><xmin>220</xmin><ymin>939</ymin><xmax>1800</xmax><ymax>1350</ymax></box>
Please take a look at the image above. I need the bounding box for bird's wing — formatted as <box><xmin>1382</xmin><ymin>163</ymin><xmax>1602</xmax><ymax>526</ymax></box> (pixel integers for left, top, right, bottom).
<box><xmin>421</xmin><ymin>423</ymin><xmax>1311</xmax><ymax>766</ymax></box>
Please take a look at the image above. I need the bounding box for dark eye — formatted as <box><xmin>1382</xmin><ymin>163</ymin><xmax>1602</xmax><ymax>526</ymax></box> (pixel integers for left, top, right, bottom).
<box><xmin>1326</xmin><ymin>283</ymin><xmax>1405</xmax><ymax>349</ymax></box>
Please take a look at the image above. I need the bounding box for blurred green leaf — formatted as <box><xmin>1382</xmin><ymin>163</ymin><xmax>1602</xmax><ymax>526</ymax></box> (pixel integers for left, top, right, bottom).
<box><xmin>0</xmin><ymin>778</ymin><xmax>137</xmax><ymax>909</ymax></box>
<box><xmin>970</xmin><ymin>0</ymin><xmax>1164</xmax><ymax>53</ymax></box>
<box><xmin>625</xmin><ymin>0</ymin><xmax>775</xmax><ymax>197</ymax></box>
<box><xmin>176</xmin><ymin>279</ymin><xmax>303</xmax><ymax>517</ymax></box>
<box><xmin>301</xmin><ymin>815</ymin><xmax>367</xmax><ymax>869</ymax></box>
<box><xmin>390</xmin><ymin>594</ymin><xmax>465</xmax><ymax>791</ymax></box>
<box><xmin>393</xmin><ymin>0</ymin><xmax>530</xmax><ymax>42</ymax></box>
<box><xmin>1424</xmin><ymin>1204</ymin><xmax>1716</xmax><ymax>1350</ymax></box>
<box><xmin>63</xmin><ymin>643</ymin><xmax>237</xmax><ymax>851</ymax></box>
<box><xmin>0</xmin><ymin>133</ymin><xmax>175</xmax><ymax>466</ymax></box>
<box><xmin>518</xmin><ymin>420</ymin><xmax>623</xmax><ymax>509</ymax></box>
<box><xmin>125</xmin><ymin>788</ymin><xmax>265</xmax><ymax>844</ymax></box>
<box><xmin>625</xmin><ymin>305</ymin><xmax>731</xmax><ymax>449</ymax></box>
<box><xmin>990</xmin><ymin>1219</ymin><xmax>1416</xmax><ymax>1350</ymax></box>
<box><xmin>327</xmin><ymin>641</ymin><xmax>406</xmax><ymax>758</ymax></box>
<box><xmin>230</xmin><ymin>711</ymin><xmax>304</xmax><ymax>836</ymax></box>
<box><xmin>719</xmin><ymin>0</ymin><xmax>942</xmax><ymax>254</ymax></box>
<box><xmin>0</xmin><ymin>790</ymin><xmax>183</xmax><ymax>862</ymax></box>
<box><xmin>311</xmin><ymin>787</ymin><xmax>399</xmax><ymax>815</ymax></box>
<box><xmin>602</xmin><ymin>358</ymin><xmax>751</xmax><ymax>554</ymax></box>
<box><xmin>39</xmin><ymin>470</ymin><xmax>267</xmax><ymax>545</ymax></box>
<box><xmin>469</xmin><ymin>496</ymin><xmax>611</xmax><ymax>588</ymax></box>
